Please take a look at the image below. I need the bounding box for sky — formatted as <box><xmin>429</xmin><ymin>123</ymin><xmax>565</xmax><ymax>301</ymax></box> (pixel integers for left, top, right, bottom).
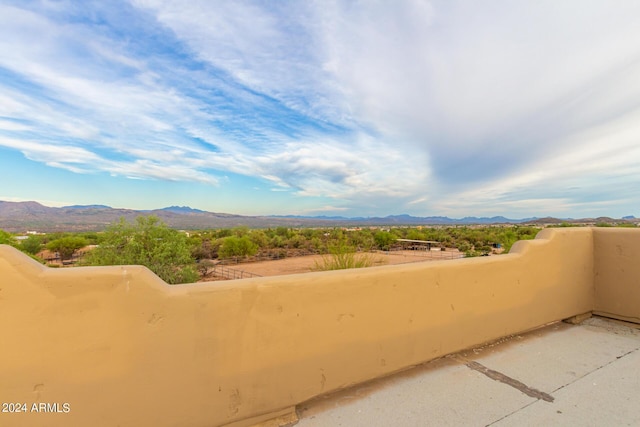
<box><xmin>1</xmin><ymin>1</ymin><xmax>639</xmax><ymax>219</ymax></box>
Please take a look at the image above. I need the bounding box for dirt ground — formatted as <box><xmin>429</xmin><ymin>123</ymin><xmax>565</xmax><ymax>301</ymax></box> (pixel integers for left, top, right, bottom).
<box><xmin>199</xmin><ymin>249</ymin><xmax>463</xmax><ymax>282</ymax></box>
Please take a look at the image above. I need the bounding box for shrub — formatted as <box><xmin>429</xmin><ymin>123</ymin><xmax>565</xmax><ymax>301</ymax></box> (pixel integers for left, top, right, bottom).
<box><xmin>0</xmin><ymin>229</ymin><xmax>16</xmax><ymax>246</ymax></box>
<box><xmin>314</xmin><ymin>241</ymin><xmax>380</xmax><ymax>271</ymax></box>
<box><xmin>47</xmin><ymin>236</ymin><xmax>88</xmax><ymax>262</ymax></box>
<box><xmin>81</xmin><ymin>216</ymin><xmax>198</xmax><ymax>284</ymax></box>
<box><xmin>218</xmin><ymin>235</ymin><xmax>258</xmax><ymax>261</ymax></box>
<box><xmin>20</xmin><ymin>235</ymin><xmax>43</xmax><ymax>255</ymax></box>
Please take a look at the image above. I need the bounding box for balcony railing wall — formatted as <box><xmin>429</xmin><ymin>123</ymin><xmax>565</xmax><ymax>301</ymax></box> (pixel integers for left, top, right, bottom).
<box><xmin>593</xmin><ymin>228</ymin><xmax>640</xmax><ymax>323</ymax></box>
<box><xmin>0</xmin><ymin>227</ymin><xmax>638</xmax><ymax>427</ymax></box>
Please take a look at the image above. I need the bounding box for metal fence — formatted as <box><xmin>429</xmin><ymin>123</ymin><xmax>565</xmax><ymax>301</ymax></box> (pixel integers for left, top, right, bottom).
<box><xmin>217</xmin><ymin>249</ymin><xmax>317</xmax><ymax>265</ymax></box>
<box><xmin>211</xmin><ymin>265</ymin><xmax>262</xmax><ymax>280</ymax></box>
<box><xmin>376</xmin><ymin>248</ymin><xmax>465</xmax><ymax>260</ymax></box>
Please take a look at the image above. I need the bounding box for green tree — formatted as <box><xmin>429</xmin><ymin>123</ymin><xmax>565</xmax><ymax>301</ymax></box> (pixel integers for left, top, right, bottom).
<box><xmin>457</xmin><ymin>242</ymin><xmax>471</xmax><ymax>253</ymax></box>
<box><xmin>288</xmin><ymin>234</ymin><xmax>305</xmax><ymax>249</ymax></box>
<box><xmin>20</xmin><ymin>235</ymin><xmax>43</xmax><ymax>255</ymax></box>
<box><xmin>275</xmin><ymin>226</ymin><xmax>291</xmax><ymax>238</ymax></box>
<box><xmin>47</xmin><ymin>236</ymin><xmax>88</xmax><ymax>262</ymax></box>
<box><xmin>79</xmin><ymin>232</ymin><xmax>100</xmax><ymax>245</ymax></box>
<box><xmin>0</xmin><ymin>229</ymin><xmax>16</xmax><ymax>246</ymax></box>
<box><xmin>231</xmin><ymin>226</ymin><xmax>250</xmax><ymax>237</ymax></box>
<box><xmin>347</xmin><ymin>229</ymin><xmax>375</xmax><ymax>251</ymax></box>
<box><xmin>617</xmin><ymin>222</ymin><xmax>638</xmax><ymax>228</ymax></box>
<box><xmin>248</xmin><ymin>230</ymin><xmax>269</xmax><ymax>248</ymax></box>
<box><xmin>81</xmin><ymin>216</ymin><xmax>198</xmax><ymax>284</ymax></box>
<box><xmin>215</xmin><ymin>228</ymin><xmax>232</xmax><ymax>238</ymax></box>
<box><xmin>270</xmin><ymin>235</ymin><xmax>286</xmax><ymax>249</ymax></box>
<box><xmin>374</xmin><ymin>231</ymin><xmax>395</xmax><ymax>250</ymax></box>
<box><xmin>406</xmin><ymin>229</ymin><xmax>425</xmax><ymax>241</ymax></box>
<box><xmin>595</xmin><ymin>222</ymin><xmax>613</xmax><ymax>227</ymax></box>
<box><xmin>218</xmin><ymin>235</ymin><xmax>259</xmax><ymax>261</ymax></box>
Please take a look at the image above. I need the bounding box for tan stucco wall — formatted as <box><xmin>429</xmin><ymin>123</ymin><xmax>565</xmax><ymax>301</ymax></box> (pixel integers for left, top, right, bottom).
<box><xmin>593</xmin><ymin>228</ymin><xmax>640</xmax><ymax>323</ymax></box>
<box><xmin>0</xmin><ymin>227</ymin><xmax>617</xmax><ymax>427</ymax></box>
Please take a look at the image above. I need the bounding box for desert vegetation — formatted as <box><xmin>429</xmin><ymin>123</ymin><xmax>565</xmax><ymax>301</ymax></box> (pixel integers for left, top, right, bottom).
<box><xmin>80</xmin><ymin>216</ymin><xmax>199</xmax><ymax>284</ymax></box>
<box><xmin>3</xmin><ymin>216</ymin><xmax>633</xmax><ymax>284</ymax></box>
<box><xmin>1</xmin><ymin>215</ymin><xmax>541</xmax><ymax>282</ymax></box>
<box><xmin>313</xmin><ymin>240</ymin><xmax>381</xmax><ymax>271</ymax></box>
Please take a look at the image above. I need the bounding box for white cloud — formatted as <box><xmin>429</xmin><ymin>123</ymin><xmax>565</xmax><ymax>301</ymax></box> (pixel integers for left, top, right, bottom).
<box><xmin>132</xmin><ymin>0</ymin><xmax>343</xmax><ymax>123</ymax></box>
<box><xmin>433</xmin><ymin>106</ymin><xmax>640</xmax><ymax>217</ymax></box>
<box><xmin>106</xmin><ymin>159</ymin><xmax>219</xmax><ymax>185</ymax></box>
<box><xmin>0</xmin><ymin>119</ymin><xmax>30</xmax><ymax>132</ymax></box>
<box><xmin>1</xmin><ymin>1</ymin><xmax>640</xmax><ymax>217</ymax></box>
<box><xmin>0</xmin><ymin>137</ymin><xmax>100</xmax><ymax>165</ymax></box>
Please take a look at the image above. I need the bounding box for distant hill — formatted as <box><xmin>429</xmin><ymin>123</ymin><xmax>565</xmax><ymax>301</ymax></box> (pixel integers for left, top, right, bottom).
<box><xmin>157</xmin><ymin>206</ymin><xmax>207</xmax><ymax>214</ymax></box>
<box><xmin>62</xmin><ymin>204</ymin><xmax>112</xmax><ymax>209</ymax></box>
<box><xmin>267</xmin><ymin>214</ymin><xmax>533</xmax><ymax>225</ymax></box>
<box><xmin>269</xmin><ymin>214</ymin><xmax>538</xmax><ymax>225</ymax></box>
<box><xmin>0</xmin><ymin>201</ymin><xmax>337</xmax><ymax>232</ymax></box>
<box><xmin>0</xmin><ymin>200</ymin><xmax>636</xmax><ymax>232</ymax></box>
<box><xmin>526</xmin><ymin>217</ymin><xmax>566</xmax><ymax>225</ymax></box>
<box><xmin>0</xmin><ymin>200</ymin><xmax>56</xmax><ymax>215</ymax></box>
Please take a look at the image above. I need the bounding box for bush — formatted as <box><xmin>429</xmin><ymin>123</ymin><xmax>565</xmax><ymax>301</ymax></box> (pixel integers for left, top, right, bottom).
<box><xmin>314</xmin><ymin>241</ymin><xmax>380</xmax><ymax>271</ymax></box>
<box><xmin>81</xmin><ymin>216</ymin><xmax>198</xmax><ymax>284</ymax></box>
<box><xmin>197</xmin><ymin>259</ymin><xmax>217</xmax><ymax>277</ymax></box>
<box><xmin>20</xmin><ymin>235</ymin><xmax>43</xmax><ymax>255</ymax></box>
<box><xmin>374</xmin><ymin>231</ymin><xmax>395</xmax><ymax>250</ymax></box>
<box><xmin>0</xmin><ymin>229</ymin><xmax>16</xmax><ymax>246</ymax></box>
<box><xmin>47</xmin><ymin>236</ymin><xmax>88</xmax><ymax>262</ymax></box>
<box><xmin>218</xmin><ymin>235</ymin><xmax>258</xmax><ymax>261</ymax></box>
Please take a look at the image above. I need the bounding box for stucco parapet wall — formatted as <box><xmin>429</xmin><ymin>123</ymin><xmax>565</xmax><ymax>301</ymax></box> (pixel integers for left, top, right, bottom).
<box><xmin>593</xmin><ymin>227</ymin><xmax>640</xmax><ymax>323</ymax></box>
<box><xmin>0</xmin><ymin>227</ymin><xmax>638</xmax><ymax>427</ymax></box>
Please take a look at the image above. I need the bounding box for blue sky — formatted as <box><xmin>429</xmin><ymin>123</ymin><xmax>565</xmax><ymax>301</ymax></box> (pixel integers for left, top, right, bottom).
<box><xmin>1</xmin><ymin>1</ymin><xmax>639</xmax><ymax>218</ymax></box>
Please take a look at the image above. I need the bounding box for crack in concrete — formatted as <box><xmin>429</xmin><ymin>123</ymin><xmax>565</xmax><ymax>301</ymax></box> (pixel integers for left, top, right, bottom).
<box><xmin>486</xmin><ymin>346</ymin><xmax>640</xmax><ymax>426</ymax></box>
<box><xmin>459</xmin><ymin>358</ymin><xmax>554</xmax><ymax>402</ymax></box>
<box><xmin>550</xmin><ymin>345</ymin><xmax>640</xmax><ymax>395</ymax></box>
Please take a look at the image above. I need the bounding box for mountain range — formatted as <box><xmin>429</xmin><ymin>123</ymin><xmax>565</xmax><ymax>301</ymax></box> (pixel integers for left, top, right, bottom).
<box><xmin>0</xmin><ymin>200</ymin><xmax>636</xmax><ymax>232</ymax></box>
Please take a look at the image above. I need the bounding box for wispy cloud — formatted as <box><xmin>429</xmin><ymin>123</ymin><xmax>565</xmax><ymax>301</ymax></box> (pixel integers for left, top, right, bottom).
<box><xmin>1</xmin><ymin>1</ymin><xmax>639</xmax><ymax>217</ymax></box>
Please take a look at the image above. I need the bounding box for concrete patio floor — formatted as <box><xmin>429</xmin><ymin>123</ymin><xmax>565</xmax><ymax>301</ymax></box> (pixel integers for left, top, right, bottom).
<box><xmin>295</xmin><ymin>317</ymin><xmax>640</xmax><ymax>426</ymax></box>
